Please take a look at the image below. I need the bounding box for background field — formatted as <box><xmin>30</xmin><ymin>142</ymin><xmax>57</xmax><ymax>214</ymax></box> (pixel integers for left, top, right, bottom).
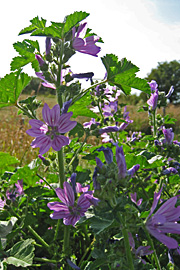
<box><xmin>1</xmin><ymin>93</ymin><xmax>179</xmax><ymax>166</ymax></box>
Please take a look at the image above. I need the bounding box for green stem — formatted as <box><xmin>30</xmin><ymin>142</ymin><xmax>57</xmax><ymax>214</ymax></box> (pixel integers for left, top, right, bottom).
<box><xmin>62</xmin><ymin>225</ymin><xmax>70</xmax><ymax>256</ymax></box>
<box><xmin>152</xmin><ymin>110</ymin><xmax>157</xmax><ymax>137</ymax></box>
<box><xmin>57</xmin><ymin>149</ymin><xmax>65</xmax><ymax>188</ymax></box>
<box><xmin>36</xmin><ymin>173</ymin><xmax>56</xmax><ymax>193</ymax></box>
<box><xmin>27</xmin><ymin>225</ymin><xmax>50</xmax><ymax>249</ymax></box>
<box><xmin>34</xmin><ymin>257</ymin><xmax>59</xmax><ymax>263</ymax></box>
<box><xmin>54</xmin><ymin>219</ymin><xmax>61</xmax><ymax>242</ymax></box>
<box><xmin>143</xmin><ymin>225</ymin><xmax>161</xmax><ymax>270</ymax></box>
<box><xmin>117</xmin><ymin>213</ymin><xmax>134</xmax><ymax>270</ymax></box>
<box><xmin>78</xmin><ymin>237</ymin><xmax>95</xmax><ymax>268</ymax></box>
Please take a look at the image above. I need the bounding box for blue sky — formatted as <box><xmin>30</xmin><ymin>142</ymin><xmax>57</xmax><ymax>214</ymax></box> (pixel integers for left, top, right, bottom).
<box><xmin>0</xmin><ymin>0</ymin><xmax>180</xmax><ymax>90</ymax></box>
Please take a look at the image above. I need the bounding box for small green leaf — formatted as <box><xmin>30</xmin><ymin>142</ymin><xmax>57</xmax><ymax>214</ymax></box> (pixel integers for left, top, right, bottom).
<box><xmin>101</xmin><ymin>54</ymin><xmax>151</xmax><ymax>95</ymax></box>
<box><xmin>90</xmin><ymin>216</ymin><xmax>114</xmax><ymax>234</ymax></box>
<box><xmin>63</xmin><ymin>11</ymin><xmax>89</xmax><ymax>34</ymax></box>
<box><xmin>0</xmin><ymin>152</ymin><xmax>19</xmax><ymax>175</ymax></box>
<box><xmin>6</xmin><ymin>239</ymin><xmax>35</xmax><ymax>267</ymax></box>
<box><xmin>0</xmin><ymin>217</ymin><xmax>18</xmax><ymax>249</ymax></box>
<box><xmin>0</xmin><ymin>71</ymin><xmax>31</xmax><ymax>108</ymax></box>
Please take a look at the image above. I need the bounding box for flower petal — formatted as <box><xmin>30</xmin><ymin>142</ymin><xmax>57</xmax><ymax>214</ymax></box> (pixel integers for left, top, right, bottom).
<box><xmin>51</xmin><ymin>135</ymin><xmax>69</xmax><ymax>151</ymax></box>
<box><xmin>31</xmin><ymin>136</ymin><xmax>51</xmax><ymax>155</ymax></box>
<box><xmin>57</xmin><ymin>112</ymin><xmax>77</xmax><ymax>133</ymax></box>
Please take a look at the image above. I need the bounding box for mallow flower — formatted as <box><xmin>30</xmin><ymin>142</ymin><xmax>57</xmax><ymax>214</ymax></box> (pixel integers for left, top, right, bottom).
<box><xmin>47</xmin><ymin>181</ymin><xmax>98</xmax><ymax>226</ymax></box>
<box><xmin>146</xmin><ymin>188</ymin><xmax>180</xmax><ymax>249</ymax></box>
<box><xmin>148</xmin><ymin>80</ymin><xmax>158</xmax><ymax>92</ymax></box>
<box><xmin>72</xmin><ymin>22</ymin><xmax>101</xmax><ymax>57</ymax></box>
<box><xmin>26</xmin><ymin>103</ymin><xmax>77</xmax><ymax>155</ymax></box>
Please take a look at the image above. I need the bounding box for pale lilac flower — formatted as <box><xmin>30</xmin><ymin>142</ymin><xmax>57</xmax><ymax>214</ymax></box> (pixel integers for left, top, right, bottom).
<box><xmin>15</xmin><ymin>180</ymin><xmax>24</xmax><ymax>196</ymax></box>
<box><xmin>72</xmin><ymin>23</ymin><xmax>101</xmax><ymax>57</ymax></box>
<box><xmin>116</xmin><ymin>146</ymin><xmax>140</xmax><ymax>179</ymax></box>
<box><xmin>99</xmin><ymin>125</ymin><xmax>119</xmax><ymax>134</ymax></box>
<box><xmin>45</xmin><ymin>37</ymin><xmax>51</xmax><ymax>55</ymax></box>
<box><xmin>35</xmin><ymin>72</ymin><xmax>56</xmax><ymax>89</ymax></box>
<box><xmin>47</xmin><ymin>182</ymin><xmax>98</xmax><ymax>226</ymax></box>
<box><xmin>101</xmin><ymin>133</ymin><xmax>113</xmax><ymax>143</ymax></box>
<box><xmin>146</xmin><ymin>188</ymin><xmax>180</xmax><ymax>249</ymax></box>
<box><xmin>165</xmin><ymin>86</ymin><xmax>174</xmax><ymax>98</ymax></box>
<box><xmin>162</xmin><ymin>127</ymin><xmax>174</xmax><ymax>145</ymax></box>
<box><xmin>83</xmin><ymin>118</ymin><xmax>99</xmax><ymax>129</ymax></box>
<box><xmin>0</xmin><ymin>198</ymin><xmax>6</xmax><ymax>210</ymax></box>
<box><xmin>35</xmin><ymin>55</ymin><xmax>45</xmax><ymax>66</ymax></box>
<box><xmin>148</xmin><ymin>80</ymin><xmax>158</xmax><ymax>91</ymax></box>
<box><xmin>147</xmin><ymin>89</ymin><xmax>158</xmax><ymax>110</ymax></box>
<box><xmin>130</xmin><ymin>192</ymin><xmax>143</xmax><ymax>206</ymax></box>
<box><xmin>26</xmin><ymin>103</ymin><xmax>77</xmax><ymax>155</ymax></box>
<box><xmin>102</xmin><ymin>101</ymin><xmax>118</xmax><ymax>117</ymax></box>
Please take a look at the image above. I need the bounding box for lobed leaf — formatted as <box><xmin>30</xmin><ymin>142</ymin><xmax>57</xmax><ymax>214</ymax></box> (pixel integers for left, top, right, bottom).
<box><xmin>101</xmin><ymin>54</ymin><xmax>151</xmax><ymax>95</ymax></box>
<box><xmin>63</xmin><ymin>11</ymin><xmax>89</xmax><ymax>35</ymax></box>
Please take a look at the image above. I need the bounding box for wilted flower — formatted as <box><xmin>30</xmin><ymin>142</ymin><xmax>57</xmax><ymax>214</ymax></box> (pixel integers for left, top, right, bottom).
<box><xmin>26</xmin><ymin>103</ymin><xmax>77</xmax><ymax>155</ymax></box>
<box><xmin>71</xmin><ymin>72</ymin><xmax>94</xmax><ymax>83</ymax></box>
<box><xmin>147</xmin><ymin>89</ymin><xmax>158</xmax><ymax>110</ymax></box>
<box><xmin>116</xmin><ymin>146</ymin><xmax>140</xmax><ymax>179</ymax></box>
<box><xmin>47</xmin><ymin>182</ymin><xmax>98</xmax><ymax>226</ymax></box>
<box><xmin>6</xmin><ymin>180</ymin><xmax>24</xmax><ymax>201</ymax></box>
<box><xmin>72</xmin><ymin>22</ymin><xmax>101</xmax><ymax>57</ymax></box>
<box><xmin>130</xmin><ymin>192</ymin><xmax>143</xmax><ymax>206</ymax></box>
<box><xmin>45</xmin><ymin>37</ymin><xmax>51</xmax><ymax>55</ymax></box>
<box><xmin>35</xmin><ymin>55</ymin><xmax>45</xmax><ymax>66</ymax></box>
<box><xmin>165</xmin><ymin>86</ymin><xmax>174</xmax><ymax>98</ymax></box>
<box><xmin>61</xmin><ymin>99</ymin><xmax>72</xmax><ymax>114</ymax></box>
<box><xmin>162</xmin><ymin>167</ymin><xmax>178</xmax><ymax>175</ymax></box>
<box><xmin>97</xmin><ymin>146</ymin><xmax>113</xmax><ymax>164</ymax></box>
<box><xmin>35</xmin><ymin>72</ymin><xmax>56</xmax><ymax>89</ymax></box>
<box><xmin>146</xmin><ymin>188</ymin><xmax>180</xmax><ymax>249</ymax></box>
<box><xmin>128</xmin><ymin>232</ymin><xmax>153</xmax><ymax>264</ymax></box>
<box><xmin>102</xmin><ymin>101</ymin><xmax>118</xmax><ymax>117</ymax></box>
<box><xmin>83</xmin><ymin>118</ymin><xmax>99</xmax><ymax>129</ymax></box>
<box><xmin>0</xmin><ymin>197</ymin><xmax>6</xmax><ymax>210</ymax></box>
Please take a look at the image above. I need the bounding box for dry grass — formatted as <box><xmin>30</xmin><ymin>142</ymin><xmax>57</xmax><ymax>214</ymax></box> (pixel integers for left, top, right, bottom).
<box><xmin>0</xmin><ymin>94</ymin><xmax>179</xmax><ymax>166</ymax></box>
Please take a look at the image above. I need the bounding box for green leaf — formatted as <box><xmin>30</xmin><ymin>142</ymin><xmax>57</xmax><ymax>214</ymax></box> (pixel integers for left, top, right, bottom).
<box><xmin>19</xmin><ymin>16</ymin><xmax>46</xmax><ymax>35</ymax></box>
<box><xmin>10</xmin><ymin>56</ymin><xmax>35</xmax><ymax>71</ymax></box>
<box><xmin>101</xmin><ymin>54</ymin><xmax>151</xmax><ymax>95</ymax></box>
<box><xmin>6</xmin><ymin>239</ymin><xmax>35</xmax><ymax>267</ymax></box>
<box><xmin>10</xmin><ymin>165</ymin><xmax>39</xmax><ymax>187</ymax></box>
<box><xmin>0</xmin><ymin>71</ymin><xmax>31</xmax><ymax>108</ymax></box>
<box><xmin>63</xmin><ymin>11</ymin><xmax>89</xmax><ymax>34</ymax></box>
<box><xmin>69</xmin><ymin>122</ymin><xmax>85</xmax><ymax>138</ymax></box>
<box><xmin>0</xmin><ymin>152</ymin><xmax>19</xmax><ymax>175</ymax></box>
<box><xmin>0</xmin><ymin>217</ymin><xmax>18</xmax><ymax>249</ymax></box>
<box><xmin>70</xmin><ymin>92</ymin><xmax>97</xmax><ymax>118</ymax></box>
<box><xmin>90</xmin><ymin>216</ymin><xmax>114</xmax><ymax>234</ymax></box>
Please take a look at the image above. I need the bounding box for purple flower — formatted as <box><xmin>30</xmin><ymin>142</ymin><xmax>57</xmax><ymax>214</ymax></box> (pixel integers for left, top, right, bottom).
<box><xmin>128</xmin><ymin>232</ymin><xmax>153</xmax><ymax>264</ymax></box>
<box><xmin>148</xmin><ymin>80</ymin><xmax>158</xmax><ymax>91</ymax></box>
<box><xmin>71</xmin><ymin>72</ymin><xmax>94</xmax><ymax>83</ymax></box>
<box><xmin>26</xmin><ymin>103</ymin><xmax>77</xmax><ymax>155</ymax></box>
<box><xmin>99</xmin><ymin>126</ymin><xmax>119</xmax><ymax>134</ymax></box>
<box><xmin>0</xmin><ymin>198</ymin><xmax>6</xmax><ymax>210</ymax></box>
<box><xmin>116</xmin><ymin>146</ymin><xmax>127</xmax><ymax>179</ymax></box>
<box><xmin>147</xmin><ymin>89</ymin><xmax>158</xmax><ymax>110</ymax></box>
<box><xmin>15</xmin><ymin>180</ymin><xmax>24</xmax><ymax>196</ymax></box>
<box><xmin>116</xmin><ymin>146</ymin><xmax>140</xmax><ymax>179</ymax></box>
<box><xmin>35</xmin><ymin>72</ymin><xmax>56</xmax><ymax>89</ymax></box>
<box><xmin>165</xmin><ymin>86</ymin><xmax>174</xmax><ymax>98</ymax></box>
<box><xmin>47</xmin><ymin>182</ymin><xmax>98</xmax><ymax>226</ymax></box>
<box><xmin>130</xmin><ymin>192</ymin><xmax>143</xmax><ymax>206</ymax></box>
<box><xmin>162</xmin><ymin>127</ymin><xmax>174</xmax><ymax>145</ymax></box>
<box><xmin>101</xmin><ymin>133</ymin><xmax>113</xmax><ymax>143</ymax></box>
<box><xmin>72</xmin><ymin>23</ymin><xmax>101</xmax><ymax>57</ymax></box>
<box><xmin>102</xmin><ymin>101</ymin><xmax>118</xmax><ymax>117</ymax></box>
<box><xmin>97</xmin><ymin>146</ymin><xmax>113</xmax><ymax>164</ymax></box>
<box><xmin>45</xmin><ymin>37</ymin><xmax>51</xmax><ymax>55</ymax></box>
<box><xmin>35</xmin><ymin>55</ymin><xmax>45</xmax><ymax>66</ymax></box>
<box><xmin>61</xmin><ymin>99</ymin><xmax>72</xmax><ymax>114</ymax></box>
<box><xmin>146</xmin><ymin>188</ymin><xmax>180</xmax><ymax>249</ymax></box>
<box><xmin>162</xmin><ymin>167</ymin><xmax>178</xmax><ymax>175</ymax></box>
<box><xmin>67</xmin><ymin>259</ymin><xmax>81</xmax><ymax>270</ymax></box>
<box><xmin>83</xmin><ymin>118</ymin><xmax>99</xmax><ymax>129</ymax></box>
<box><xmin>173</xmin><ymin>140</ymin><xmax>180</xmax><ymax>147</ymax></box>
